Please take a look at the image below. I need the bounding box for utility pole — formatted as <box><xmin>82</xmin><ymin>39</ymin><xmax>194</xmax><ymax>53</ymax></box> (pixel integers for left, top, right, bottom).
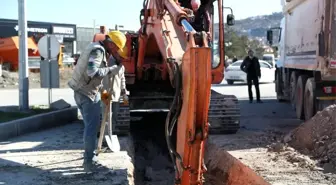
<box><xmin>115</xmin><ymin>24</ymin><xmax>124</xmax><ymax>31</ymax></box>
<box><xmin>18</xmin><ymin>0</ymin><xmax>29</xmax><ymax>110</ymax></box>
<box><xmin>93</xmin><ymin>19</ymin><xmax>96</xmax><ymax>34</ymax></box>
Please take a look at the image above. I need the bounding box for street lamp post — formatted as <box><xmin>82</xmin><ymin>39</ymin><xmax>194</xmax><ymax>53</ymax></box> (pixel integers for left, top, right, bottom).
<box><xmin>18</xmin><ymin>0</ymin><xmax>29</xmax><ymax>110</ymax></box>
<box><xmin>114</xmin><ymin>24</ymin><xmax>124</xmax><ymax>31</ymax></box>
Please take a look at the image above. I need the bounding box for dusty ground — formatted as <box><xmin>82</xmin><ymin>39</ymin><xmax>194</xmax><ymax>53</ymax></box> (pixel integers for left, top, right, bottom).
<box><xmin>0</xmin><ymin>68</ymin><xmax>72</xmax><ymax>89</ymax></box>
<box><xmin>208</xmin><ymin>99</ymin><xmax>336</xmax><ymax>185</ymax></box>
<box><xmin>0</xmin><ymin>121</ymin><xmax>134</xmax><ymax>185</ymax></box>
<box><xmin>1</xmin><ymin>77</ymin><xmax>336</xmax><ymax>185</ymax></box>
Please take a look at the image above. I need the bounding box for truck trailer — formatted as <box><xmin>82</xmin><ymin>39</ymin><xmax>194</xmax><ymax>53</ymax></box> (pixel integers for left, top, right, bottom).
<box><xmin>267</xmin><ymin>0</ymin><xmax>336</xmax><ymax>121</ymax></box>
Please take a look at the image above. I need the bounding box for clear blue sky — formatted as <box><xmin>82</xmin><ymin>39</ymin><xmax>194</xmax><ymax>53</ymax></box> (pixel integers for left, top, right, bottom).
<box><xmin>0</xmin><ymin>0</ymin><xmax>282</xmax><ymax>30</ymax></box>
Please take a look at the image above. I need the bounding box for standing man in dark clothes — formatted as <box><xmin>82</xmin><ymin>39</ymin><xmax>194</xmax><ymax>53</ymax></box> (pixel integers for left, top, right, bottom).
<box><xmin>240</xmin><ymin>50</ymin><xmax>263</xmax><ymax>103</ymax></box>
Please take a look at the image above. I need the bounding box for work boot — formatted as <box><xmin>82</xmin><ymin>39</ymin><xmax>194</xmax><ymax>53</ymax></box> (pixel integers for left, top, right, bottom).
<box><xmin>83</xmin><ymin>157</ymin><xmax>101</xmax><ymax>172</ymax></box>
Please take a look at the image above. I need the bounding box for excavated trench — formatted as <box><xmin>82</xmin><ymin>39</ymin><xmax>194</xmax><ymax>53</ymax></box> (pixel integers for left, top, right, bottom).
<box><xmin>130</xmin><ymin>112</ymin><xmax>267</xmax><ymax>185</ymax></box>
<box><xmin>131</xmin><ymin>112</ymin><xmax>175</xmax><ymax>185</ymax></box>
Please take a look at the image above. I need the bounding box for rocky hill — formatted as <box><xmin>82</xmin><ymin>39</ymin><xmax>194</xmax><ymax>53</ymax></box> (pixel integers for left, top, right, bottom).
<box><xmin>232</xmin><ymin>12</ymin><xmax>283</xmax><ymax>38</ymax></box>
<box><xmin>215</xmin><ymin>12</ymin><xmax>283</xmax><ymax>41</ymax></box>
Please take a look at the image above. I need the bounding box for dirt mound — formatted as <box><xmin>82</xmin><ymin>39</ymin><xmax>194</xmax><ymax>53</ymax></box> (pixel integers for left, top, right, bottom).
<box><xmin>267</xmin><ymin>142</ymin><xmax>317</xmax><ymax>169</ymax></box>
<box><xmin>284</xmin><ymin>104</ymin><xmax>336</xmax><ymax>172</ymax></box>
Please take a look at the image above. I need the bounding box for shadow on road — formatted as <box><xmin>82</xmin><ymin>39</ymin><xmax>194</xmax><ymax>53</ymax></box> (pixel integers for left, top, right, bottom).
<box><xmin>212</xmin><ymin>82</ymin><xmax>273</xmax><ymax>87</ymax></box>
<box><xmin>0</xmin><ymin>121</ymin><xmax>84</xmax><ymax>153</ymax></box>
<box><xmin>209</xmin><ymin>96</ymin><xmax>303</xmax><ymax>152</ymax></box>
<box><xmin>0</xmin><ymin>121</ymin><xmax>131</xmax><ymax>185</ymax></box>
<box><xmin>0</xmin><ymin>157</ymin><xmax>130</xmax><ymax>185</ymax></box>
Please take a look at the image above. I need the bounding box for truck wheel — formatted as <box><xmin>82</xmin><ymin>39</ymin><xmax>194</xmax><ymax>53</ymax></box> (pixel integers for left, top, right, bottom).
<box><xmin>227</xmin><ymin>80</ymin><xmax>234</xmax><ymax>85</ymax></box>
<box><xmin>290</xmin><ymin>71</ymin><xmax>298</xmax><ymax>109</ymax></box>
<box><xmin>304</xmin><ymin>78</ymin><xmax>316</xmax><ymax>121</ymax></box>
<box><xmin>295</xmin><ymin>75</ymin><xmax>308</xmax><ymax>120</ymax></box>
<box><xmin>275</xmin><ymin>68</ymin><xmax>286</xmax><ymax>102</ymax></box>
<box><xmin>275</xmin><ymin>68</ymin><xmax>278</xmax><ymax>92</ymax></box>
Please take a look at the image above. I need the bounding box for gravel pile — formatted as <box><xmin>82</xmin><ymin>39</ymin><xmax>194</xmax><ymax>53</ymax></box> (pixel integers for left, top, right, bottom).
<box><xmin>0</xmin><ymin>70</ymin><xmax>19</xmax><ymax>88</ymax></box>
<box><xmin>0</xmin><ymin>69</ymin><xmax>73</xmax><ymax>89</ymax></box>
<box><xmin>284</xmin><ymin>104</ymin><xmax>336</xmax><ymax>173</ymax></box>
<box><xmin>267</xmin><ymin>142</ymin><xmax>317</xmax><ymax>169</ymax></box>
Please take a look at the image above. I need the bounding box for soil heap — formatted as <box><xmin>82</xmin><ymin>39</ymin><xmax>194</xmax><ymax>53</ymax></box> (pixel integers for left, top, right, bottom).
<box><xmin>285</xmin><ymin>104</ymin><xmax>336</xmax><ymax>172</ymax></box>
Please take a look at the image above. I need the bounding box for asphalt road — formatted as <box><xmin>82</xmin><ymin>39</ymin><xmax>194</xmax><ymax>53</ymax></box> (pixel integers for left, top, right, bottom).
<box><xmin>2</xmin><ymin>81</ymin><xmax>333</xmax><ymax>184</ymax></box>
<box><xmin>0</xmin><ymin>81</ymin><xmax>276</xmax><ymax>107</ymax></box>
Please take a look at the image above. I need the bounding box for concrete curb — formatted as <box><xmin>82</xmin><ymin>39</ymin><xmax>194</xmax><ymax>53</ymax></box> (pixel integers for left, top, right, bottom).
<box><xmin>0</xmin><ymin>107</ymin><xmax>78</xmax><ymax>141</ymax></box>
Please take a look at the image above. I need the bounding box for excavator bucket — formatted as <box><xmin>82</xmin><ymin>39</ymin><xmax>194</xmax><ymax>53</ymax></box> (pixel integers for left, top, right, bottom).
<box><xmin>204</xmin><ymin>143</ymin><xmax>270</xmax><ymax>185</ymax></box>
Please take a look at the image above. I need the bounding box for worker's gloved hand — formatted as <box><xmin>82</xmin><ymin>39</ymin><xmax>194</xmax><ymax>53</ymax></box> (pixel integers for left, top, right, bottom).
<box><xmin>101</xmin><ymin>90</ymin><xmax>110</xmax><ymax>105</ymax></box>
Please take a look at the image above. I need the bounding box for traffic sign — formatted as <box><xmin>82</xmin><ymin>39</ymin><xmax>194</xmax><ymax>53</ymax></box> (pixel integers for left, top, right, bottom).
<box><xmin>37</xmin><ymin>35</ymin><xmax>60</xmax><ymax>59</ymax></box>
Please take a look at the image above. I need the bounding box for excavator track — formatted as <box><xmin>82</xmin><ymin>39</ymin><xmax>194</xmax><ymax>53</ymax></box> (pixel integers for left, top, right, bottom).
<box><xmin>114</xmin><ymin>103</ymin><xmax>131</xmax><ymax>136</ymax></box>
<box><xmin>101</xmin><ymin>91</ymin><xmax>240</xmax><ymax>136</ymax></box>
<box><xmin>208</xmin><ymin>90</ymin><xmax>241</xmax><ymax>134</ymax></box>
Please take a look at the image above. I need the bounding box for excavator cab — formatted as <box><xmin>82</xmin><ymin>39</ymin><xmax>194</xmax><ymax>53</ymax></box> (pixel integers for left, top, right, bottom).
<box><xmin>210</xmin><ymin>0</ymin><xmax>235</xmax><ymax>83</ymax></box>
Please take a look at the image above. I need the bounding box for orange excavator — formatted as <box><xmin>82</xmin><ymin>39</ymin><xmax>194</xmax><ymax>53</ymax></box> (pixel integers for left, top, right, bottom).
<box><xmin>0</xmin><ymin>36</ymin><xmax>65</xmax><ymax>71</ymax></box>
<box><xmin>93</xmin><ymin>0</ymin><xmax>269</xmax><ymax>184</ymax></box>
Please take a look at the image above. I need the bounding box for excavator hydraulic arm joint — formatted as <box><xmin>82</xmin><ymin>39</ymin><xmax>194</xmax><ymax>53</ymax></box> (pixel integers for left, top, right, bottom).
<box><xmin>188</xmin><ymin>123</ymin><xmax>208</xmax><ymax>144</ymax></box>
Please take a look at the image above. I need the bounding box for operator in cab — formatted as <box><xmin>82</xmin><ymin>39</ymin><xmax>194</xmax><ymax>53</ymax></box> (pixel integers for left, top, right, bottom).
<box><xmin>240</xmin><ymin>49</ymin><xmax>263</xmax><ymax>104</ymax></box>
<box><xmin>179</xmin><ymin>0</ymin><xmax>211</xmax><ymax>34</ymax></box>
<box><xmin>67</xmin><ymin>31</ymin><xmax>127</xmax><ymax>172</ymax></box>
<box><xmin>190</xmin><ymin>0</ymin><xmax>211</xmax><ymax>33</ymax></box>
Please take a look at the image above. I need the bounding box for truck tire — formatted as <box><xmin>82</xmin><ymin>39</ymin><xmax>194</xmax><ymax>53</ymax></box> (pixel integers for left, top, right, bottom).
<box><xmin>275</xmin><ymin>68</ymin><xmax>278</xmax><ymax>92</ymax></box>
<box><xmin>226</xmin><ymin>80</ymin><xmax>234</xmax><ymax>85</ymax></box>
<box><xmin>295</xmin><ymin>75</ymin><xmax>308</xmax><ymax>120</ymax></box>
<box><xmin>290</xmin><ymin>71</ymin><xmax>298</xmax><ymax>109</ymax></box>
<box><xmin>304</xmin><ymin>78</ymin><xmax>316</xmax><ymax>121</ymax></box>
<box><xmin>276</xmin><ymin>68</ymin><xmax>286</xmax><ymax>102</ymax></box>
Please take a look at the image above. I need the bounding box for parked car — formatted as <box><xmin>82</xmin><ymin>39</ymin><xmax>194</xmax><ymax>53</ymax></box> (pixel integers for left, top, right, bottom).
<box><xmin>224</xmin><ymin>60</ymin><xmax>275</xmax><ymax>85</ymax></box>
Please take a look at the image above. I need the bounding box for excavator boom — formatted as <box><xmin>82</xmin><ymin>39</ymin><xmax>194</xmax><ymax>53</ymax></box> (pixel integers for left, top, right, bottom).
<box><xmin>138</xmin><ymin>0</ymin><xmax>222</xmax><ymax>183</ymax></box>
<box><xmin>93</xmin><ymin>0</ymin><xmax>268</xmax><ymax>184</ymax></box>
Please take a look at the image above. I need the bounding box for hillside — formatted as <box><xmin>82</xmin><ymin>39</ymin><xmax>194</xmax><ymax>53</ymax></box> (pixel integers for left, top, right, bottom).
<box><xmin>215</xmin><ymin>12</ymin><xmax>283</xmax><ymax>41</ymax></box>
<box><xmin>232</xmin><ymin>12</ymin><xmax>283</xmax><ymax>38</ymax></box>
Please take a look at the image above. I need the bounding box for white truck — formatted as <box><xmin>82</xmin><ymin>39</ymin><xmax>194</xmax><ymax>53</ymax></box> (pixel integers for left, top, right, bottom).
<box><xmin>267</xmin><ymin>0</ymin><xmax>336</xmax><ymax>121</ymax></box>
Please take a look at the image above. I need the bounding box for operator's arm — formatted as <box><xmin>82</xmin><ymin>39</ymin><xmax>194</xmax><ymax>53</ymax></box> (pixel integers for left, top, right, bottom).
<box><xmin>87</xmin><ymin>48</ymin><xmax>121</xmax><ymax>78</ymax></box>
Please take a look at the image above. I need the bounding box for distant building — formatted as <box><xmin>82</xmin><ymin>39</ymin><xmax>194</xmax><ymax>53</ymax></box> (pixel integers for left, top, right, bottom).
<box><xmin>0</xmin><ymin>18</ymin><xmax>77</xmax><ymax>57</ymax></box>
